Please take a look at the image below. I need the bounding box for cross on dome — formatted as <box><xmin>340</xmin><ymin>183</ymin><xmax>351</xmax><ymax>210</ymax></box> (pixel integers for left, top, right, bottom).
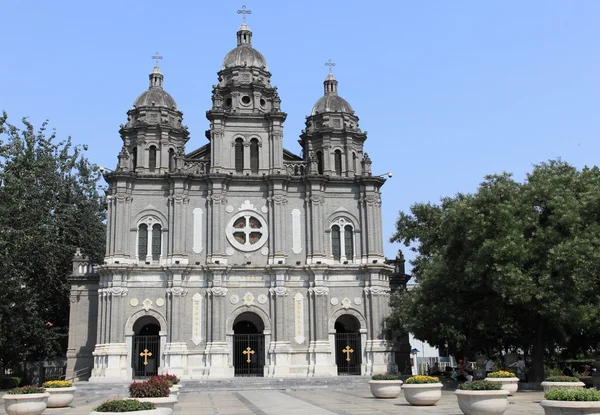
<box><xmin>237</xmin><ymin>5</ymin><xmax>252</xmax><ymax>23</ymax></box>
<box><xmin>325</xmin><ymin>59</ymin><xmax>336</xmax><ymax>73</ymax></box>
<box><xmin>152</xmin><ymin>52</ymin><xmax>163</xmax><ymax>67</ymax></box>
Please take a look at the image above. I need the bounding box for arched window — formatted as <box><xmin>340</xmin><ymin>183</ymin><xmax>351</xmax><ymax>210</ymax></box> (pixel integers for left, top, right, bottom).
<box><xmin>250</xmin><ymin>138</ymin><xmax>259</xmax><ymax>174</ymax></box>
<box><xmin>235</xmin><ymin>138</ymin><xmax>244</xmax><ymax>173</ymax></box>
<box><xmin>132</xmin><ymin>147</ymin><xmax>138</xmax><ymax>172</ymax></box>
<box><xmin>331</xmin><ymin>225</ymin><xmax>341</xmax><ymax>261</ymax></box>
<box><xmin>334</xmin><ymin>150</ymin><xmax>342</xmax><ymax>176</ymax></box>
<box><xmin>331</xmin><ymin>218</ymin><xmax>355</xmax><ymax>262</ymax></box>
<box><xmin>168</xmin><ymin>148</ymin><xmax>175</xmax><ymax>172</ymax></box>
<box><xmin>316</xmin><ymin>151</ymin><xmax>324</xmax><ymax>175</ymax></box>
<box><xmin>152</xmin><ymin>223</ymin><xmax>162</xmax><ymax>260</ymax></box>
<box><xmin>344</xmin><ymin>225</ymin><xmax>354</xmax><ymax>260</ymax></box>
<box><xmin>149</xmin><ymin>146</ymin><xmax>157</xmax><ymax>172</ymax></box>
<box><xmin>138</xmin><ymin>224</ymin><xmax>148</xmax><ymax>260</ymax></box>
<box><xmin>352</xmin><ymin>152</ymin><xmax>357</xmax><ymax>173</ymax></box>
<box><xmin>138</xmin><ymin>217</ymin><xmax>163</xmax><ymax>263</ymax></box>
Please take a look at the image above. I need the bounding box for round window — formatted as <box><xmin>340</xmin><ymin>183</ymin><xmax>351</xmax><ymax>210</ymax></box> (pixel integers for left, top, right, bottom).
<box><xmin>241</xmin><ymin>95</ymin><xmax>251</xmax><ymax>105</ymax></box>
<box><xmin>226</xmin><ymin>211</ymin><xmax>268</xmax><ymax>252</ymax></box>
<box><xmin>260</xmin><ymin>98</ymin><xmax>266</xmax><ymax>107</ymax></box>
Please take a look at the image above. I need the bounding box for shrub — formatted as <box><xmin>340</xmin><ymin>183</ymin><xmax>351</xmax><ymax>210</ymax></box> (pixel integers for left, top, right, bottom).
<box><xmin>0</xmin><ymin>376</ymin><xmax>22</xmax><ymax>389</ymax></box>
<box><xmin>371</xmin><ymin>374</ymin><xmax>398</xmax><ymax>381</ymax></box>
<box><xmin>459</xmin><ymin>380</ymin><xmax>502</xmax><ymax>391</ymax></box>
<box><xmin>545</xmin><ymin>376</ymin><xmax>581</xmax><ymax>382</ymax></box>
<box><xmin>545</xmin><ymin>387</ymin><xmax>600</xmax><ymax>401</ymax></box>
<box><xmin>486</xmin><ymin>370</ymin><xmax>516</xmax><ymax>378</ymax></box>
<box><xmin>405</xmin><ymin>375</ymin><xmax>440</xmax><ymax>384</ymax></box>
<box><xmin>150</xmin><ymin>374</ymin><xmax>179</xmax><ymax>386</ymax></box>
<box><xmin>129</xmin><ymin>378</ymin><xmax>170</xmax><ymax>398</ymax></box>
<box><xmin>7</xmin><ymin>386</ymin><xmax>46</xmax><ymax>394</ymax></box>
<box><xmin>94</xmin><ymin>399</ymin><xmax>156</xmax><ymax>412</ymax></box>
<box><xmin>43</xmin><ymin>380</ymin><xmax>73</xmax><ymax>388</ymax></box>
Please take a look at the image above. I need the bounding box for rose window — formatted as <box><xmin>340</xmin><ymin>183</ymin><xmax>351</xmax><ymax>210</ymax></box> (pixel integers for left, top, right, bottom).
<box><xmin>226</xmin><ymin>211</ymin><xmax>268</xmax><ymax>252</ymax></box>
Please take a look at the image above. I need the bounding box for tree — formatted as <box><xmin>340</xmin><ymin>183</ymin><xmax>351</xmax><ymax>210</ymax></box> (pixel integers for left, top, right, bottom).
<box><xmin>389</xmin><ymin>160</ymin><xmax>600</xmax><ymax>381</ymax></box>
<box><xmin>0</xmin><ymin>112</ymin><xmax>105</xmax><ymax>371</ymax></box>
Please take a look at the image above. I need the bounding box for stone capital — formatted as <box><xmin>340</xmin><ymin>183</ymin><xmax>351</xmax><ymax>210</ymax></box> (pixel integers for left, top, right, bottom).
<box><xmin>208</xmin><ymin>287</ymin><xmax>228</xmax><ymax>297</ymax></box>
<box><xmin>309</xmin><ymin>286</ymin><xmax>329</xmax><ymax>296</ymax></box>
<box><xmin>269</xmin><ymin>287</ymin><xmax>289</xmax><ymax>297</ymax></box>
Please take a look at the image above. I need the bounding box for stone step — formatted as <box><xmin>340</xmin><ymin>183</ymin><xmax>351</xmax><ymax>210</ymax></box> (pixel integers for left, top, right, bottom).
<box><xmin>74</xmin><ymin>376</ymin><xmax>370</xmax><ymax>395</ymax></box>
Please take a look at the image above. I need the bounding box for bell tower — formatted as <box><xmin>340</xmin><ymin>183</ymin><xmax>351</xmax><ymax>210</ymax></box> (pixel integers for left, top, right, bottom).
<box><xmin>206</xmin><ymin>16</ymin><xmax>287</xmax><ymax>174</ymax></box>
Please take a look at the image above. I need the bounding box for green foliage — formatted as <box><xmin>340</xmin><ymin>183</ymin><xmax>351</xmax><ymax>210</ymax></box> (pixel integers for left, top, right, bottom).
<box><xmin>545</xmin><ymin>387</ymin><xmax>600</xmax><ymax>401</ymax></box>
<box><xmin>388</xmin><ymin>160</ymin><xmax>600</xmax><ymax>381</ymax></box>
<box><xmin>0</xmin><ymin>112</ymin><xmax>105</xmax><ymax>370</ymax></box>
<box><xmin>129</xmin><ymin>378</ymin><xmax>170</xmax><ymax>398</ymax></box>
<box><xmin>545</xmin><ymin>376</ymin><xmax>581</xmax><ymax>382</ymax></box>
<box><xmin>371</xmin><ymin>374</ymin><xmax>399</xmax><ymax>381</ymax></box>
<box><xmin>93</xmin><ymin>399</ymin><xmax>155</xmax><ymax>412</ymax></box>
<box><xmin>458</xmin><ymin>380</ymin><xmax>502</xmax><ymax>391</ymax></box>
<box><xmin>7</xmin><ymin>385</ymin><xmax>45</xmax><ymax>394</ymax></box>
<box><xmin>0</xmin><ymin>376</ymin><xmax>22</xmax><ymax>389</ymax></box>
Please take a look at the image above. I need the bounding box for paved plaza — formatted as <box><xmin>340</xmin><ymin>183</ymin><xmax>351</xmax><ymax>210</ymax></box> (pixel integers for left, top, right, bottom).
<box><xmin>0</xmin><ymin>388</ymin><xmax>546</xmax><ymax>415</ymax></box>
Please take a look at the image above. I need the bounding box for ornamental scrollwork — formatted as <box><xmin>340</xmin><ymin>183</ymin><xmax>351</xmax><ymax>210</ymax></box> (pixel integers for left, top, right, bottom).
<box><xmin>269</xmin><ymin>287</ymin><xmax>289</xmax><ymax>297</ymax></box>
<box><xmin>308</xmin><ymin>286</ymin><xmax>329</xmax><ymax>296</ymax></box>
<box><xmin>208</xmin><ymin>287</ymin><xmax>228</xmax><ymax>297</ymax></box>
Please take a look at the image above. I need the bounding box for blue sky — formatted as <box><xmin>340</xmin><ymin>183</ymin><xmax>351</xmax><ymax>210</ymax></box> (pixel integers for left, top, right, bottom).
<box><xmin>2</xmin><ymin>1</ymin><xmax>600</xmax><ymax>265</ymax></box>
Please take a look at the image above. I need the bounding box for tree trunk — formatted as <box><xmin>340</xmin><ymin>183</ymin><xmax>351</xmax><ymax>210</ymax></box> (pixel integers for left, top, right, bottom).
<box><xmin>529</xmin><ymin>317</ymin><xmax>545</xmax><ymax>382</ymax></box>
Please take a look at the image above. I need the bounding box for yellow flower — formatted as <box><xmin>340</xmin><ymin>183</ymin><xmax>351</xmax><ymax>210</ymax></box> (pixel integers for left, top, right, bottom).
<box><xmin>43</xmin><ymin>380</ymin><xmax>72</xmax><ymax>388</ymax></box>
<box><xmin>405</xmin><ymin>375</ymin><xmax>440</xmax><ymax>384</ymax></box>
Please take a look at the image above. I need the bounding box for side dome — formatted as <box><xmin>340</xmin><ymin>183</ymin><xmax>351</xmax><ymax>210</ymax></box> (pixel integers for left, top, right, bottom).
<box><xmin>311</xmin><ymin>73</ymin><xmax>354</xmax><ymax>115</ymax></box>
<box><xmin>221</xmin><ymin>22</ymin><xmax>268</xmax><ymax>71</ymax></box>
<box><xmin>133</xmin><ymin>66</ymin><xmax>178</xmax><ymax>110</ymax></box>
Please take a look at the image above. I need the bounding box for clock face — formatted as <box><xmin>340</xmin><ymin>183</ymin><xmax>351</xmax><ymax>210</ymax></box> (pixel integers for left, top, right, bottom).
<box><xmin>226</xmin><ymin>211</ymin><xmax>268</xmax><ymax>252</ymax></box>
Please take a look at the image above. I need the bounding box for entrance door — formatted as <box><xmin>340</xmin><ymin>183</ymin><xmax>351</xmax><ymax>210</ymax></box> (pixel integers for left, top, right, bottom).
<box><xmin>335</xmin><ymin>315</ymin><xmax>362</xmax><ymax>375</ymax></box>
<box><xmin>233</xmin><ymin>315</ymin><xmax>265</xmax><ymax>377</ymax></box>
<box><xmin>132</xmin><ymin>322</ymin><xmax>160</xmax><ymax>378</ymax></box>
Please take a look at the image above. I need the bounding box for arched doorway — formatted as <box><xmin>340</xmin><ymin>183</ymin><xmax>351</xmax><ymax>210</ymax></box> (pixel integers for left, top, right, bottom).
<box><xmin>335</xmin><ymin>314</ymin><xmax>361</xmax><ymax>375</ymax></box>
<box><xmin>233</xmin><ymin>312</ymin><xmax>265</xmax><ymax>377</ymax></box>
<box><xmin>132</xmin><ymin>316</ymin><xmax>160</xmax><ymax>378</ymax></box>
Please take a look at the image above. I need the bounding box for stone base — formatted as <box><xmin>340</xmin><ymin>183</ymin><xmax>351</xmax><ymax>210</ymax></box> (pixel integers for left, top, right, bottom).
<box><xmin>90</xmin><ymin>343</ymin><xmax>130</xmax><ymax>382</ymax></box>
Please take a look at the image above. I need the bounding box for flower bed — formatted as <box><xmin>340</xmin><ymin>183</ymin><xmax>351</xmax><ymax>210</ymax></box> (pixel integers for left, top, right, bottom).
<box><xmin>541</xmin><ymin>376</ymin><xmax>586</xmax><ymax>393</ymax></box>
<box><xmin>369</xmin><ymin>374</ymin><xmax>402</xmax><ymax>399</ymax></box>
<box><xmin>456</xmin><ymin>381</ymin><xmax>509</xmax><ymax>415</ymax></box>
<box><xmin>3</xmin><ymin>386</ymin><xmax>49</xmax><ymax>415</ymax></box>
<box><xmin>129</xmin><ymin>379</ymin><xmax>170</xmax><ymax>398</ymax></box>
<box><xmin>92</xmin><ymin>399</ymin><xmax>156</xmax><ymax>413</ymax></box>
<box><xmin>405</xmin><ymin>375</ymin><xmax>440</xmax><ymax>384</ymax></box>
<box><xmin>540</xmin><ymin>388</ymin><xmax>600</xmax><ymax>414</ymax></box>
<box><xmin>403</xmin><ymin>376</ymin><xmax>442</xmax><ymax>406</ymax></box>
<box><xmin>486</xmin><ymin>371</ymin><xmax>515</xmax><ymax>378</ymax></box>
<box><xmin>42</xmin><ymin>380</ymin><xmax>77</xmax><ymax>408</ymax></box>
<box><xmin>485</xmin><ymin>371</ymin><xmax>519</xmax><ymax>395</ymax></box>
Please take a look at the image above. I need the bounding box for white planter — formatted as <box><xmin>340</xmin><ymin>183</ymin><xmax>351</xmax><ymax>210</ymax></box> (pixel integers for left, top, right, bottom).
<box><xmin>368</xmin><ymin>380</ymin><xmax>403</xmax><ymax>399</ymax></box>
<box><xmin>541</xmin><ymin>381</ymin><xmax>586</xmax><ymax>393</ymax></box>
<box><xmin>90</xmin><ymin>411</ymin><xmax>162</xmax><ymax>415</ymax></box>
<box><xmin>402</xmin><ymin>383</ymin><xmax>443</xmax><ymax>406</ymax></box>
<box><xmin>136</xmin><ymin>396</ymin><xmax>178</xmax><ymax>415</ymax></box>
<box><xmin>2</xmin><ymin>392</ymin><xmax>50</xmax><ymax>415</ymax></box>
<box><xmin>455</xmin><ymin>389</ymin><xmax>510</xmax><ymax>415</ymax></box>
<box><xmin>540</xmin><ymin>399</ymin><xmax>600</xmax><ymax>415</ymax></box>
<box><xmin>484</xmin><ymin>377</ymin><xmax>520</xmax><ymax>395</ymax></box>
<box><xmin>46</xmin><ymin>386</ymin><xmax>77</xmax><ymax>408</ymax></box>
<box><xmin>168</xmin><ymin>386</ymin><xmax>179</xmax><ymax>399</ymax></box>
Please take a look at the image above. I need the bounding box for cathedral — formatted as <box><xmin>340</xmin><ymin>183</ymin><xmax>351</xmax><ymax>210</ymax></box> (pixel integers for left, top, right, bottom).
<box><xmin>65</xmin><ymin>19</ymin><xmax>396</xmax><ymax>381</ymax></box>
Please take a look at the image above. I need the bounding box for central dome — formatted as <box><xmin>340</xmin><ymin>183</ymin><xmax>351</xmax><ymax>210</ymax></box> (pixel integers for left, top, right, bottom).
<box><xmin>222</xmin><ymin>44</ymin><xmax>268</xmax><ymax>70</ymax></box>
<box><xmin>311</xmin><ymin>73</ymin><xmax>354</xmax><ymax>115</ymax></box>
<box><xmin>133</xmin><ymin>66</ymin><xmax>178</xmax><ymax>110</ymax></box>
<box><xmin>221</xmin><ymin>22</ymin><xmax>268</xmax><ymax>71</ymax></box>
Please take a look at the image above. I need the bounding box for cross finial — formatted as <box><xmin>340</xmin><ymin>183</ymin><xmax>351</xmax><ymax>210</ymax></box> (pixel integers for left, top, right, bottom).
<box><xmin>325</xmin><ymin>59</ymin><xmax>336</xmax><ymax>73</ymax></box>
<box><xmin>152</xmin><ymin>52</ymin><xmax>163</xmax><ymax>66</ymax></box>
<box><xmin>237</xmin><ymin>5</ymin><xmax>252</xmax><ymax>22</ymax></box>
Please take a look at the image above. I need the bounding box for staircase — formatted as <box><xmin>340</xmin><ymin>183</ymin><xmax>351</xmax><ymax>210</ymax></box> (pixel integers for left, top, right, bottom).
<box><xmin>74</xmin><ymin>376</ymin><xmax>370</xmax><ymax>396</ymax></box>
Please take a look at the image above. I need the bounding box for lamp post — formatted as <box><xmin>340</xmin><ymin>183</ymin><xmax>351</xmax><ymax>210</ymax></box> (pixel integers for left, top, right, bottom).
<box><xmin>375</xmin><ymin>172</ymin><xmax>392</xmax><ymax>178</ymax></box>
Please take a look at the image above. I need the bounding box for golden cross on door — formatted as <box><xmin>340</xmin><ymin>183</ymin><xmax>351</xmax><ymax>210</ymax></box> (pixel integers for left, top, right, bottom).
<box><xmin>243</xmin><ymin>347</ymin><xmax>255</xmax><ymax>363</ymax></box>
<box><xmin>140</xmin><ymin>349</ymin><xmax>152</xmax><ymax>366</ymax></box>
<box><xmin>342</xmin><ymin>345</ymin><xmax>354</xmax><ymax>361</ymax></box>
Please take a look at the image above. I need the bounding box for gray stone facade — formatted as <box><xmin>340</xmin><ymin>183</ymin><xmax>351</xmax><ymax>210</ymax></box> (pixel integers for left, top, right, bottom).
<box><xmin>66</xmin><ymin>22</ymin><xmax>395</xmax><ymax>381</ymax></box>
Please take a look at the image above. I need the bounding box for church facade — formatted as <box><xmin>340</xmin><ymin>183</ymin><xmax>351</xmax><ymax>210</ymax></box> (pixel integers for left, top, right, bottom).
<box><xmin>66</xmin><ymin>21</ymin><xmax>395</xmax><ymax>381</ymax></box>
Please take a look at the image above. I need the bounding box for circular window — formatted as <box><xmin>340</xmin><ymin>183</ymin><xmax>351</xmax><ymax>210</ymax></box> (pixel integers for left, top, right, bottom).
<box><xmin>226</xmin><ymin>211</ymin><xmax>268</xmax><ymax>252</ymax></box>
<box><xmin>260</xmin><ymin>98</ymin><xmax>266</xmax><ymax>107</ymax></box>
<box><xmin>224</xmin><ymin>97</ymin><xmax>232</xmax><ymax>108</ymax></box>
<box><xmin>241</xmin><ymin>95</ymin><xmax>251</xmax><ymax>105</ymax></box>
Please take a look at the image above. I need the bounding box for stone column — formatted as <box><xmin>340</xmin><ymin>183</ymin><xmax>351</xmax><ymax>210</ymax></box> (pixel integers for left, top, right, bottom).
<box><xmin>269</xmin><ymin>286</ymin><xmax>291</xmax><ymax>377</ymax></box>
<box><xmin>206</xmin><ymin>286</ymin><xmax>230</xmax><ymax>377</ymax></box>
<box><xmin>364</xmin><ymin>286</ymin><xmax>394</xmax><ymax>375</ymax></box>
<box><xmin>308</xmin><ymin>286</ymin><xmax>336</xmax><ymax>376</ymax></box>
<box><xmin>308</xmin><ymin>192</ymin><xmax>325</xmax><ymax>262</ymax></box>
<box><xmin>164</xmin><ymin>286</ymin><xmax>189</xmax><ymax>377</ymax></box>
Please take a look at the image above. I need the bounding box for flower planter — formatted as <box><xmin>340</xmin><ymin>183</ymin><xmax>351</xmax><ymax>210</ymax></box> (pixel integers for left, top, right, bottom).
<box><xmin>455</xmin><ymin>389</ymin><xmax>510</xmax><ymax>415</ymax></box>
<box><xmin>540</xmin><ymin>400</ymin><xmax>600</xmax><ymax>415</ymax></box>
<box><xmin>2</xmin><ymin>392</ymin><xmax>50</xmax><ymax>415</ymax></box>
<box><xmin>136</xmin><ymin>397</ymin><xmax>177</xmax><ymax>415</ymax></box>
<box><xmin>402</xmin><ymin>383</ymin><xmax>443</xmax><ymax>406</ymax></box>
<box><xmin>90</xmin><ymin>410</ymin><xmax>162</xmax><ymax>415</ymax></box>
<box><xmin>484</xmin><ymin>377</ymin><xmax>519</xmax><ymax>395</ymax></box>
<box><xmin>168</xmin><ymin>385</ymin><xmax>179</xmax><ymax>399</ymax></box>
<box><xmin>541</xmin><ymin>381</ymin><xmax>586</xmax><ymax>393</ymax></box>
<box><xmin>368</xmin><ymin>380</ymin><xmax>403</xmax><ymax>399</ymax></box>
<box><xmin>46</xmin><ymin>386</ymin><xmax>77</xmax><ymax>408</ymax></box>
